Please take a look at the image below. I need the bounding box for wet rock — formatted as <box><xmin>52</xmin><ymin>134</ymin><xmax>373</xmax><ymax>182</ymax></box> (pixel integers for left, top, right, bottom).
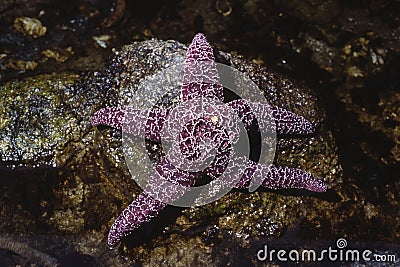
<box><xmin>13</xmin><ymin>17</ymin><xmax>47</xmax><ymax>38</ymax></box>
<box><xmin>41</xmin><ymin>47</ymin><xmax>74</xmax><ymax>63</ymax></box>
<box><xmin>0</xmin><ymin>233</ymin><xmax>128</xmax><ymax>267</ymax></box>
<box><xmin>4</xmin><ymin>58</ymin><xmax>38</xmax><ymax>71</ymax></box>
<box><xmin>276</xmin><ymin>0</ymin><xmax>342</xmax><ymax>25</ymax></box>
<box><xmin>0</xmin><ymin>2</ymin><xmax>119</xmax><ymax>82</ymax></box>
<box><xmin>93</xmin><ymin>0</ymin><xmax>127</xmax><ymax>28</ymax></box>
<box><xmin>0</xmin><ymin>73</ymin><xmax>85</xmax><ymax>167</ymax></box>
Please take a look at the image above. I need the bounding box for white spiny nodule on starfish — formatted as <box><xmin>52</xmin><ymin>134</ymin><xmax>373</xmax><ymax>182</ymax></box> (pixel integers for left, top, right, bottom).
<box><xmin>90</xmin><ymin>33</ymin><xmax>327</xmax><ymax>247</ymax></box>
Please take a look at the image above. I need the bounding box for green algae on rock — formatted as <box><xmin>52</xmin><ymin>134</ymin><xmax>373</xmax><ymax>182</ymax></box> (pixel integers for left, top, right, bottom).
<box><xmin>0</xmin><ymin>72</ymin><xmax>110</xmax><ymax>169</ymax></box>
<box><xmin>0</xmin><ymin>73</ymin><xmax>80</xmax><ymax>167</ymax></box>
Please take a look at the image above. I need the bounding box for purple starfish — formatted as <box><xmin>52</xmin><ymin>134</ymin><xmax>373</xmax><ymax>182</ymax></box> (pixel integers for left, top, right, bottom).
<box><xmin>90</xmin><ymin>33</ymin><xmax>327</xmax><ymax>247</ymax></box>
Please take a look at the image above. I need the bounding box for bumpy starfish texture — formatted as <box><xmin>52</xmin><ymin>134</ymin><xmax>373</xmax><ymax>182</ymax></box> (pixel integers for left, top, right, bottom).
<box><xmin>90</xmin><ymin>33</ymin><xmax>327</xmax><ymax>247</ymax></box>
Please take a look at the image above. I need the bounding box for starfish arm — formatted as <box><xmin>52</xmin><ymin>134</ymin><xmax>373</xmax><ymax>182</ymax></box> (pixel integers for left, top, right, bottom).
<box><xmin>90</xmin><ymin>106</ymin><xmax>126</xmax><ymax>130</ymax></box>
<box><xmin>234</xmin><ymin>161</ymin><xmax>327</xmax><ymax>192</ymax></box>
<box><xmin>108</xmin><ymin>157</ymin><xmax>202</xmax><ymax>247</ymax></box>
<box><xmin>90</xmin><ymin>107</ymin><xmax>169</xmax><ymax>141</ymax></box>
<box><xmin>270</xmin><ymin>106</ymin><xmax>315</xmax><ymax>135</ymax></box>
<box><xmin>155</xmin><ymin>157</ymin><xmax>201</xmax><ymax>187</ymax></box>
<box><xmin>107</xmin><ymin>192</ymin><xmax>167</xmax><ymax>247</ymax></box>
<box><xmin>228</xmin><ymin>99</ymin><xmax>315</xmax><ymax>135</ymax></box>
<box><xmin>182</xmin><ymin>33</ymin><xmax>224</xmax><ymax>102</ymax></box>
